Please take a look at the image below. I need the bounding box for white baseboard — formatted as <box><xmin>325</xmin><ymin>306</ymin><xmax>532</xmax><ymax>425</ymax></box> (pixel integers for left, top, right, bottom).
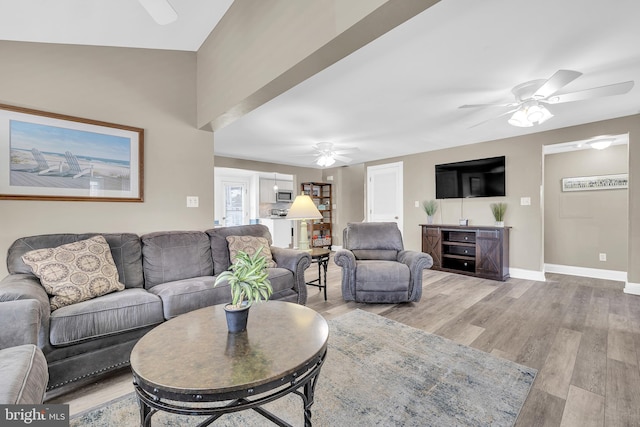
<box><xmin>624</xmin><ymin>281</ymin><xmax>640</xmax><ymax>295</ymax></box>
<box><xmin>509</xmin><ymin>268</ymin><xmax>546</xmax><ymax>282</ymax></box>
<box><xmin>544</xmin><ymin>263</ymin><xmax>627</xmax><ymax>282</ymax></box>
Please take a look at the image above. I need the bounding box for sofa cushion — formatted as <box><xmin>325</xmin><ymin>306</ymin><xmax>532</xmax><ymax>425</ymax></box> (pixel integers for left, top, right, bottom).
<box><xmin>147</xmin><ymin>276</ymin><xmax>229</xmax><ymax>319</ymax></box>
<box><xmin>207</xmin><ymin>225</ymin><xmax>273</xmax><ymax>275</ymax></box>
<box><xmin>21</xmin><ymin>235</ymin><xmax>125</xmax><ymax>311</ymax></box>
<box><xmin>49</xmin><ymin>288</ymin><xmax>164</xmax><ymax>346</ymax></box>
<box><xmin>141</xmin><ymin>231</ymin><xmax>214</xmax><ymax>289</ymax></box>
<box><xmin>7</xmin><ymin>233</ymin><xmax>144</xmax><ymax>289</ymax></box>
<box><xmin>226</xmin><ymin>235</ymin><xmax>277</xmax><ymax>268</ymax></box>
<box><xmin>0</xmin><ymin>344</ymin><xmax>48</xmax><ymax>404</ymax></box>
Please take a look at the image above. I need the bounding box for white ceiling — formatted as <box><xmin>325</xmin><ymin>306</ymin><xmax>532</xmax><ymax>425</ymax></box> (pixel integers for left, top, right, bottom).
<box><xmin>0</xmin><ymin>0</ymin><xmax>233</xmax><ymax>51</ymax></box>
<box><xmin>1</xmin><ymin>0</ymin><xmax>639</xmax><ymax>168</ymax></box>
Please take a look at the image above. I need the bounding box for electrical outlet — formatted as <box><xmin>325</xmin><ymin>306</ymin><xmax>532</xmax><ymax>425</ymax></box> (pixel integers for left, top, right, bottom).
<box><xmin>186</xmin><ymin>196</ymin><xmax>199</xmax><ymax>208</ymax></box>
<box><xmin>415</xmin><ymin>201</ymin><xmax>420</xmax><ymax>208</ymax></box>
<box><xmin>520</xmin><ymin>197</ymin><xmax>531</xmax><ymax>206</ymax></box>
<box><xmin>599</xmin><ymin>253</ymin><xmax>607</xmax><ymax>261</ymax></box>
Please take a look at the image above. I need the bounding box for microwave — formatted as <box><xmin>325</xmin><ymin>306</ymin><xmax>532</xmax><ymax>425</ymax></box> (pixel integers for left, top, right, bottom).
<box><xmin>276</xmin><ymin>190</ymin><xmax>293</xmax><ymax>202</ymax></box>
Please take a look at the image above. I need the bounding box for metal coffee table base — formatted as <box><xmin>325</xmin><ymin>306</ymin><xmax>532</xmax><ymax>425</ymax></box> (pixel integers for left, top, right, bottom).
<box><xmin>133</xmin><ymin>350</ymin><xmax>326</xmax><ymax>427</ymax></box>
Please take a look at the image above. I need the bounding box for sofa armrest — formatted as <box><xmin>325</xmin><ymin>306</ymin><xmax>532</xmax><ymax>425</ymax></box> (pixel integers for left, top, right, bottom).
<box><xmin>0</xmin><ymin>274</ymin><xmax>51</xmax><ymax>349</ymax></box>
<box><xmin>270</xmin><ymin>247</ymin><xmax>311</xmax><ymax>304</ymax></box>
<box><xmin>0</xmin><ymin>300</ymin><xmax>41</xmax><ymax>349</ymax></box>
<box><xmin>333</xmin><ymin>249</ymin><xmax>357</xmax><ymax>301</ymax></box>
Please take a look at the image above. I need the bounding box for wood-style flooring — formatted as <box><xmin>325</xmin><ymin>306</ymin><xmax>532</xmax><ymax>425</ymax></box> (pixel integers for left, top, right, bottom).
<box><xmin>48</xmin><ymin>256</ymin><xmax>640</xmax><ymax>426</ymax></box>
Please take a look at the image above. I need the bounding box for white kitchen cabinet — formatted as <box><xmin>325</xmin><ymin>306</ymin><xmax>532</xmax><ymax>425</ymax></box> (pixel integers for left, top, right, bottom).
<box><xmin>260</xmin><ymin>218</ymin><xmax>293</xmax><ymax>248</ymax></box>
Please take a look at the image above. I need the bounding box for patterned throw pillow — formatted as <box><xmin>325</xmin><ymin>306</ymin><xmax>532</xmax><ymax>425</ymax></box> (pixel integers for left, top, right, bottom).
<box><xmin>226</xmin><ymin>236</ymin><xmax>277</xmax><ymax>268</ymax></box>
<box><xmin>21</xmin><ymin>235</ymin><xmax>125</xmax><ymax>311</ymax></box>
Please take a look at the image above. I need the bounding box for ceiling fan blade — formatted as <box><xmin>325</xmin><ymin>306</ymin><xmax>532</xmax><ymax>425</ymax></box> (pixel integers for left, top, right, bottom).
<box><xmin>459</xmin><ymin>102</ymin><xmax>515</xmax><ymax>109</ymax></box>
<box><xmin>334</xmin><ymin>154</ymin><xmax>352</xmax><ymax>163</ymax></box>
<box><xmin>467</xmin><ymin>107</ymin><xmax>519</xmax><ymax>129</ymax></box>
<box><xmin>534</xmin><ymin>70</ymin><xmax>583</xmax><ymax>99</ymax></box>
<box><xmin>546</xmin><ymin>80</ymin><xmax>634</xmax><ymax>104</ymax></box>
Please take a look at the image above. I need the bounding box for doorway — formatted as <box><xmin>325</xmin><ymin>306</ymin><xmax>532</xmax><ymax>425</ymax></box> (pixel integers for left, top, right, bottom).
<box><xmin>222</xmin><ymin>181</ymin><xmax>247</xmax><ymax>226</ymax></box>
<box><xmin>542</xmin><ymin>135</ymin><xmax>628</xmax><ymax>280</ymax></box>
<box><xmin>367</xmin><ymin>161</ymin><xmax>403</xmax><ymax>233</ymax></box>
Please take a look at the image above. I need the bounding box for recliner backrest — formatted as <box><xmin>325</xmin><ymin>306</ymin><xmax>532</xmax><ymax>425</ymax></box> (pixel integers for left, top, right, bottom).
<box><xmin>343</xmin><ymin>222</ymin><xmax>404</xmax><ymax>261</ymax></box>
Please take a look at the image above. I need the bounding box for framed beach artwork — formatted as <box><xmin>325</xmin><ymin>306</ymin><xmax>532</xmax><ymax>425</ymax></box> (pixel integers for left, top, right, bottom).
<box><xmin>0</xmin><ymin>104</ymin><xmax>143</xmax><ymax>202</ymax></box>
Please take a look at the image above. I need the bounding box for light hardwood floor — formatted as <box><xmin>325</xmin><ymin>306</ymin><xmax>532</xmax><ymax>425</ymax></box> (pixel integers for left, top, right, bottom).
<box><xmin>49</xmin><ymin>256</ymin><xmax>640</xmax><ymax>426</ymax></box>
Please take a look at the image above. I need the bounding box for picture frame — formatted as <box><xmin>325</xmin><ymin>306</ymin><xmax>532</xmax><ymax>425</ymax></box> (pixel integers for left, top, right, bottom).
<box><xmin>0</xmin><ymin>103</ymin><xmax>143</xmax><ymax>202</ymax></box>
<box><xmin>561</xmin><ymin>173</ymin><xmax>628</xmax><ymax>192</ymax></box>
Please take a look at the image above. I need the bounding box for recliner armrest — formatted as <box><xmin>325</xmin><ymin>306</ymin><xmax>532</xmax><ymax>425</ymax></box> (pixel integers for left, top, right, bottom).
<box><xmin>333</xmin><ymin>249</ymin><xmax>356</xmax><ymax>269</ymax></box>
<box><xmin>397</xmin><ymin>250</ymin><xmax>434</xmax><ymax>271</ymax></box>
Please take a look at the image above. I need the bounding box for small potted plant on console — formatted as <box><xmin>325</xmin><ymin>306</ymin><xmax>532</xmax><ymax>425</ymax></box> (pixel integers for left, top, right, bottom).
<box><xmin>214</xmin><ymin>247</ymin><xmax>273</xmax><ymax>333</ymax></box>
<box><xmin>490</xmin><ymin>202</ymin><xmax>507</xmax><ymax>227</ymax></box>
<box><xmin>422</xmin><ymin>200</ymin><xmax>438</xmax><ymax>224</ymax></box>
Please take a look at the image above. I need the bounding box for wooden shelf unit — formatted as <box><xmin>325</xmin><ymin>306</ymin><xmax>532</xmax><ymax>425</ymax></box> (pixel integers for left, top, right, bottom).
<box><xmin>301</xmin><ymin>182</ymin><xmax>332</xmax><ymax>248</ymax></box>
<box><xmin>421</xmin><ymin>224</ymin><xmax>510</xmax><ymax>281</ymax></box>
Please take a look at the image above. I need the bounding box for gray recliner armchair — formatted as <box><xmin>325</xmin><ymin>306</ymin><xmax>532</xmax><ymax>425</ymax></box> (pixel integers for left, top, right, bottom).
<box><xmin>334</xmin><ymin>222</ymin><xmax>433</xmax><ymax>303</ymax></box>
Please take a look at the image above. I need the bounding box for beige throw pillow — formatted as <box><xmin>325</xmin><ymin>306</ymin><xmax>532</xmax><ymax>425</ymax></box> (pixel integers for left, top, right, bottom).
<box><xmin>226</xmin><ymin>236</ymin><xmax>277</xmax><ymax>268</ymax></box>
<box><xmin>21</xmin><ymin>235</ymin><xmax>125</xmax><ymax>311</ymax></box>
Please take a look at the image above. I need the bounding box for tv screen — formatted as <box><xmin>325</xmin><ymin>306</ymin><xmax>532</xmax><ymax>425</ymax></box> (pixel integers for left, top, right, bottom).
<box><xmin>435</xmin><ymin>156</ymin><xmax>505</xmax><ymax>199</ymax></box>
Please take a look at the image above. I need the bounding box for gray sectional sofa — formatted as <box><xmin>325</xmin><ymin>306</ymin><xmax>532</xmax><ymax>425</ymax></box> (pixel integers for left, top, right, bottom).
<box><xmin>0</xmin><ymin>224</ymin><xmax>311</xmax><ymax>395</ymax></box>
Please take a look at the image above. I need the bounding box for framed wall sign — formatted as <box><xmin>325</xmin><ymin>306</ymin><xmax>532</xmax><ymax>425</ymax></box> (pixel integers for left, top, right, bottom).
<box><xmin>0</xmin><ymin>103</ymin><xmax>143</xmax><ymax>202</ymax></box>
<box><xmin>561</xmin><ymin>173</ymin><xmax>628</xmax><ymax>192</ymax></box>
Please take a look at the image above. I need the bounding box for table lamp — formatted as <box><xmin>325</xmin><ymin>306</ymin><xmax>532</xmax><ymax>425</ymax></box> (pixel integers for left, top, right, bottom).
<box><xmin>286</xmin><ymin>193</ymin><xmax>322</xmax><ymax>250</ymax></box>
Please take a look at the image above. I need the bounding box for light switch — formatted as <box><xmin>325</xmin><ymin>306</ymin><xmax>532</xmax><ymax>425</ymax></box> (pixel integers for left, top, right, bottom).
<box><xmin>520</xmin><ymin>197</ymin><xmax>531</xmax><ymax>206</ymax></box>
<box><xmin>187</xmin><ymin>196</ymin><xmax>199</xmax><ymax>208</ymax></box>
<box><xmin>415</xmin><ymin>201</ymin><xmax>420</xmax><ymax>208</ymax></box>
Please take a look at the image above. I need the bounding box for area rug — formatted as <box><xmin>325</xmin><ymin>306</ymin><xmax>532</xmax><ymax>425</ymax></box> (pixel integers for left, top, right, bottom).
<box><xmin>71</xmin><ymin>309</ymin><xmax>536</xmax><ymax>426</ymax></box>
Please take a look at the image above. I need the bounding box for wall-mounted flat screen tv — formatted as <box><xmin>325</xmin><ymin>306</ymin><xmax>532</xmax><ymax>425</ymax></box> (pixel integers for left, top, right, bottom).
<box><xmin>435</xmin><ymin>156</ymin><xmax>505</xmax><ymax>199</ymax></box>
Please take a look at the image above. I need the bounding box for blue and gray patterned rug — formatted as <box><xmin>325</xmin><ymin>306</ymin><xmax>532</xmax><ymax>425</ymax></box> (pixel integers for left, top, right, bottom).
<box><xmin>71</xmin><ymin>309</ymin><xmax>536</xmax><ymax>426</ymax></box>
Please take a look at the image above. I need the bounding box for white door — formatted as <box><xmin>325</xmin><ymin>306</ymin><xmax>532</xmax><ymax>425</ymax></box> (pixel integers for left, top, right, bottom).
<box><xmin>222</xmin><ymin>181</ymin><xmax>247</xmax><ymax>226</ymax></box>
<box><xmin>367</xmin><ymin>162</ymin><xmax>403</xmax><ymax>233</ymax></box>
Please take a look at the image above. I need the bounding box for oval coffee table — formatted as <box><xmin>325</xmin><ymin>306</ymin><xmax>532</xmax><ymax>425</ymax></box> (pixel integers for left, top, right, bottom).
<box><xmin>130</xmin><ymin>301</ymin><xmax>329</xmax><ymax>426</ymax></box>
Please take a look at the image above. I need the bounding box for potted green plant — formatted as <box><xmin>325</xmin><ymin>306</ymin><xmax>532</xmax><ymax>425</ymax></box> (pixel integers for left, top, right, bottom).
<box><xmin>422</xmin><ymin>200</ymin><xmax>438</xmax><ymax>224</ymax></box>
<box><xmin>490</xmin><ymin>202</ymin><xmax>507</xmax><ymax>227</ymax></box>
<box><xmin>214</xmin><ymin>247</ymin><xmax>273</xmax><ymax>333</ymax></box>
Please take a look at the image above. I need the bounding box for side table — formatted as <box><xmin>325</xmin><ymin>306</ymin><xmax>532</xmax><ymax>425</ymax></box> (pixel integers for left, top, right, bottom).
<box><xmin>306</xmin><ymin>248</ymin><xmax>330</xmax><ymax>301</ymax></box>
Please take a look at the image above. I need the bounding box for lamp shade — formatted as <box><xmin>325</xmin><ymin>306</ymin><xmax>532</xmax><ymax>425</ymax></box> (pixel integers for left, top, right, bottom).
<box><xmin>286</xmin><ymin>194</ymin><xmax>322</xmax><ymax>220</ymax></box>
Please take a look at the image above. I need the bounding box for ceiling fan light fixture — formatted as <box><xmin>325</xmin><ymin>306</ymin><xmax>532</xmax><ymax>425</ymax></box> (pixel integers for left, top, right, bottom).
<box><xmin>316</xmin><ymin>154</ymin><xmax>336</xmax><ymax>167</ymax></box>
<box><xmin>508</xmin><ymin>109</ymin><xmax>533</xmax><ymax>127</ymax></box>
<box><xmin>138</xmin><ymin>0</ymin><xmax>178</xmax><ymax>25</ymax></box>
<box><xmin>589</xmin><ymin>139</ymin><xmax>613</xmax><ymax>150</ymax></box>
<box><xmin>508</xmin><ymin>102</ymin><xmax>553</xmax><ymax>127</ymax></box>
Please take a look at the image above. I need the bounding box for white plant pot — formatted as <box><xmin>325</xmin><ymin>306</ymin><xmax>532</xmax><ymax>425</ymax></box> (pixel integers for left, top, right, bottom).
<box><xmin>495</xmin><ymin>221</ymin><xmax>505</xmax><ymax>227</ymax></box>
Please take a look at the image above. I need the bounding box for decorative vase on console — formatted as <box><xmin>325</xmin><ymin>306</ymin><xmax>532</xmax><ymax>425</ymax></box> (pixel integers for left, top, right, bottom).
<box><xmin>490</xmin><ymin>202</ymin><xmax>507</xmax><ymax>227</ymax></box>
<box><xmin>422</xmin><ymin>200</ymin><xmax>438</xmax><ymax>224</ymax></box>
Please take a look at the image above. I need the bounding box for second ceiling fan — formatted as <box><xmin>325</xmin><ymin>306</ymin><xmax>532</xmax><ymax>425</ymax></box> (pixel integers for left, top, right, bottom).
<box><xmin>460</xmin><ymin>70</ymin><xmax>634</xmax><ymax>128</ymax></box>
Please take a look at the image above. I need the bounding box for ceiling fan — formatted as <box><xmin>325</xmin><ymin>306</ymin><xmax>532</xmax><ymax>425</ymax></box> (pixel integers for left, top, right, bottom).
<box><xmin>460</xmin><ymin>70</ymin><xmax>634</xmax><ymax>128</ymax></box>
<box><xmin>138</xmin><ymin>0</ymin><xmax>177</xmax><ymax>25</ymax></box>
<box><xmin>310</xmin><ymin>142</ymin><xmax>356</xmax><ymax>167</ymax></box>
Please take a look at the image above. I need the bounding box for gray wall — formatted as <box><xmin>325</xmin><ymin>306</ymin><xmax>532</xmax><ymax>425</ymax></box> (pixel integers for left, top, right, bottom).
<box><xmin>365</xmin><ymin>115</ymin><xmax>640</xmax><ymax>277</ymax></box>
<box><xmin>0</xmin><ymin>41</ymin><xmax>214</xmax><ymax>278</ymax></box>
<box><xmin>544</xmin><ymin>145</ymin><xmax>628</xmax><ymax>271</ymax></box>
